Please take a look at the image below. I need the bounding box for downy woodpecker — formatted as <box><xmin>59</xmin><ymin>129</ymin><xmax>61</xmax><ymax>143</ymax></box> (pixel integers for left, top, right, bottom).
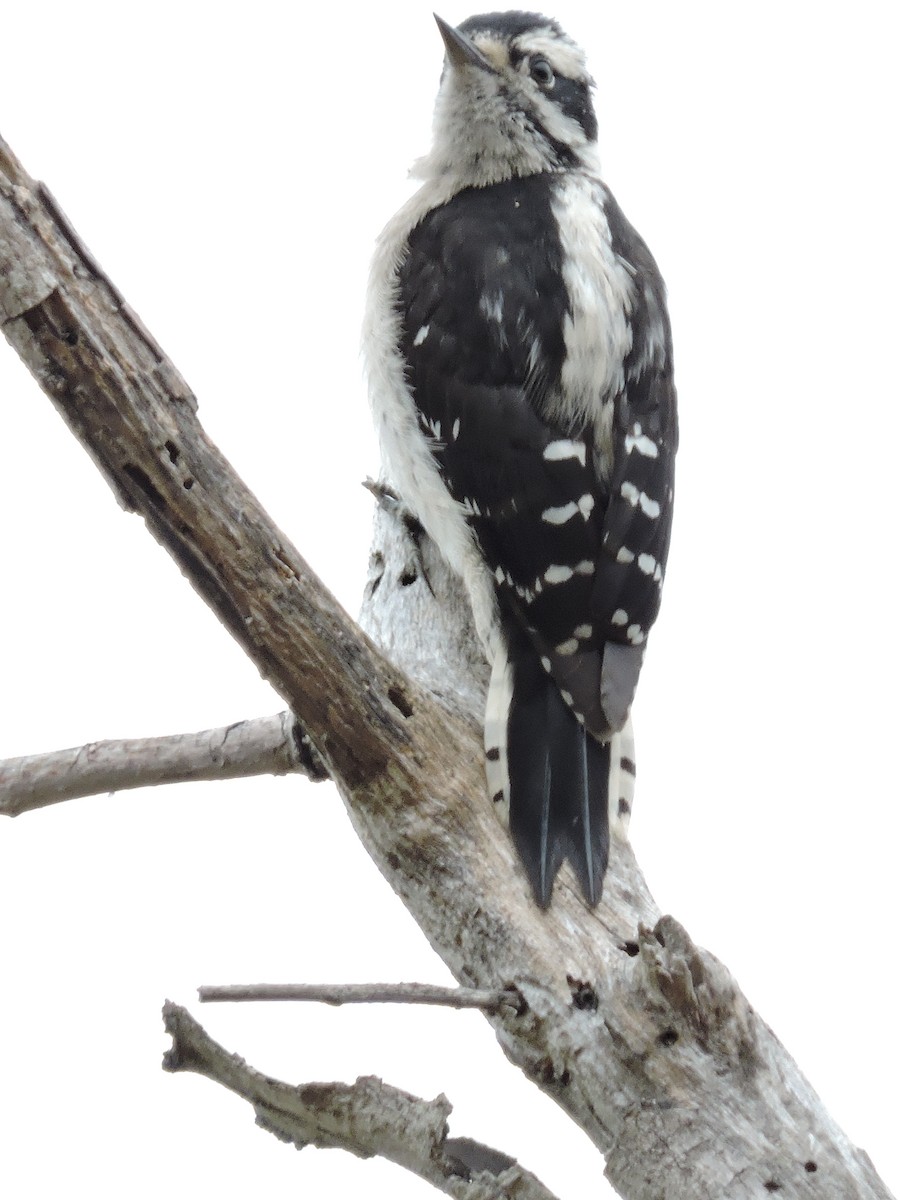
<box><xmin>364</xmin><ymin>11</ymin><xmax>677</xmax><ymax>906</ymax></box>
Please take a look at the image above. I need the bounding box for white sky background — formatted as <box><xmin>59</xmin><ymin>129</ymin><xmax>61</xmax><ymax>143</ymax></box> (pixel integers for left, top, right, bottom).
<box><xmin>1</xmin><ymin>0</ymin><xmax>898</xmax><ymax>1196</ymax></box>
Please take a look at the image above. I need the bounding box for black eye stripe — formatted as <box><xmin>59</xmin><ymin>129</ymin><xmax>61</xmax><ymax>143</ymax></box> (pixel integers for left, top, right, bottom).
<box><xmin>505</xmin><ymin>49</ymin><xmax>598</xmax><ymax>143</ymax></box>
<box><xmin>548</xmin><ymin>76</ymin><xmax>598</xmax><ymax>141</ymax></box>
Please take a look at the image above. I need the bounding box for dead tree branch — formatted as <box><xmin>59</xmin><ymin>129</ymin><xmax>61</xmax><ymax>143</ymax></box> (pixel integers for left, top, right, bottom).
<box><xmin>1</xmin><ymin>130</ymin><xmax>894</xmax><ymax>1199</ymax></box>
<box><xmin>162</xmin><ymin>1001</ymin><xmax>561</xmax><ymax>1200</ymax></box>
<box><xmin>198</xmin><ymin>982</ymin><xmax>523</xmax><ymax>1013</ymax></box>
<box><xmin>0</xmin><ymin>712</ymin><xmax>326</xmax><ymax>816</ymax></box>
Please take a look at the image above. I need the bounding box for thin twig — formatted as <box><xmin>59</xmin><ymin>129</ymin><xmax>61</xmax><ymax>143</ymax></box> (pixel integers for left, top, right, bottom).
<box><xmin>198</xmin><ymin>981</ymin><xmax>524</xmax><ymax>1014</ymax></box>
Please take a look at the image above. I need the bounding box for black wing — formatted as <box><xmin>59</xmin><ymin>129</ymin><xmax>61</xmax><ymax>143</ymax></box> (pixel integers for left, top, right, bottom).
<box><xmin>396</xmin><ymin>173</ymin><xmax>676</xmax><ymax>904</ymax></box>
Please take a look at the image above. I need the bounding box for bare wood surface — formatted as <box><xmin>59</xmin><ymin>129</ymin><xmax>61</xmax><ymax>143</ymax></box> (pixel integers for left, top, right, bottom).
<box><xmin>0</xmin><ymin>712</ymin><xmax>326</xmax><ymax>816</ymax></box>
<box><xmin>198</xmin><ymin>982</ymin><xmax>522</xmax><ymax>1013</ymax></box>
<box><xmin>0</xmin><ymin>137</ymin><xmax>414</xmax><ymax>796</ymax></box>
<box><xmin>163</xmin><ymin>1001</ymin><xmax>561</xmax><ymax>1200</ymax></box>
<box><xmin>1</xmin><ymin>130</ymin><xmax>895</xmax><ymax>1199</ymax></box>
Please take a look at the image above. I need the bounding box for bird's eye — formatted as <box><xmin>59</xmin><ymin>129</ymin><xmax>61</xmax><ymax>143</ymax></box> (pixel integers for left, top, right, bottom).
<box><xmin>530</xmin><ymin>58</ymin><xmax>555</xmax><ymax>88</ymax></box>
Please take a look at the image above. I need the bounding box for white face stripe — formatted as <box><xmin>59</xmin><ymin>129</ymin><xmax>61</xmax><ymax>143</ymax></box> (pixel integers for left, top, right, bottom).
<box><xmin>503</xmin><ymin>29</ymin><xmax>595</xmax><ymax>153</ymax></box>
<box><xmin>529</xmin><ymin>88</ymin><xmax>588</xmax><ymax>151</ymax></box>
<box><xmin>468</xmin><ymin>26</ymin><xmax>589</xmax><ymax>81</ymax></box>
<box><xmin>510</xmin><ymin>31</ymin><xmax>590</xmax><ymax>81</ymax></box>
<box><xmin>469</xmin><ymin>34</ymin><xmax>511</xmax><ymax>70</ymax></box>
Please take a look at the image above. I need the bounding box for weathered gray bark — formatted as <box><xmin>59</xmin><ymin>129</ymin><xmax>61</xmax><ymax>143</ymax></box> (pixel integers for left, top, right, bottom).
<box><xmin>0</xmin><ymin>711</ymin><xmax>326</xmax><ymax>815</ymax></box>
<box><xmin>163</xmin><ymin>1002</ymin><xmax>561</xmax><ymax>1200</ymax></box>
<box><xmin>197</xmin><ymin>982</ymin><xmax>521</xmax><ymax>1012</ymax></box>
<box><xmin>1</xmin><ymin>131</ymin><xmax>894</xmax><ymax>1199</ymax></box>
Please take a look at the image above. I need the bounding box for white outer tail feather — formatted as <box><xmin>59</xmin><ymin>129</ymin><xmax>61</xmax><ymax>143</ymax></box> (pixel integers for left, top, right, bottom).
<box><xmin>484</xmin><ymin>640</ymin><xmax>636</xmax><ymax>844</ymax></box>
<box><xmin>484</xmin><ymin>641</ymin><xmax>514</xmax><ymax>827</ymax></box>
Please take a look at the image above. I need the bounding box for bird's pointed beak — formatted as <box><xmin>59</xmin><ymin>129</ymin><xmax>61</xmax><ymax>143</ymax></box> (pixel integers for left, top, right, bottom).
<box><xmin>434</xmin><ymin>14</ymin><xmax>497</xmax><ymax>73</ymax></box>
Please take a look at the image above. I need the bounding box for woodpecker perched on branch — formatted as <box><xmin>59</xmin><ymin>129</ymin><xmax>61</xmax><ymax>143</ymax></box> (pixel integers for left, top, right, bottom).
<box><xmin>364</xmin><ymin>11</ymin><xmax>677</xmax><ymax>907</ymax></box>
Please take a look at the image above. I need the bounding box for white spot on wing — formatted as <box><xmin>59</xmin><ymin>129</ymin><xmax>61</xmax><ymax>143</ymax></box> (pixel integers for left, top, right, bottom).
<box><xmin>626</xmin><ymin>624</ymin><xmax>645</xmax><ymax>644</ymax></box>
<box><xmin>616</xmin><ymin>546</ymin><xmax>635</xmax><ymax>564</ymax></box>
<box><xmin>621</xmin><ymin>480</ymin><xmax>661</xmax><ymax>519</ymax></box>
<box><xmin>637</xmin><ymin>553</ymin><xmax>656</xmax><ymax>575</ymax></box>
<box><xmin>574</xmin><ymin>559</ymin><xmax>595</xmax><ymax>575</ymax></box>
<box><xmin>544</xmin><ymin>564</ymin><xmax>574</xmax><ymax>584</ymax></box>
<box><xmin>413</xmin><ymin>324</ymin><xmax>430</xmax><ymax>347</ymax></box>
<box><xmin>625</xmin><ymin>422</ymin><xmax>659</xmax><ymax>459</ymax></box>
<box><xmin>620</xmin><ymin>481</ymin><xmax>639</xmax><ymax>506</ymax></box>
<box><xmin>573</xmin><ymin>623</ymin><xmax>593</xmax><ymax>639</ymax></box>
<box><xmin>578</xmin><ymin>493</ymin><xmax>595</xmax><ymax>519</ymax></box>
<box><xmin>556</xmin><ymin>638</ymin><xmax>579</xmax><ymax>655</ymax></box>
<box><xmin>543</xmin><ymin>439</ymin><xmax>586</xmax><ymax>466</ymax></box>
<box><xmin>542</xmin><ymin>501</ymin><xmax>579</xmax><ymax>525</ymax></box>
<box><xmin>611</xmin><ymin>609</ymin><xmax>628</xmax><ymax>626</ymax></box>
<box><xmin>452</xmin><ymin>417</ymin><xmax>460</xmax><ymax>440</ymax></box>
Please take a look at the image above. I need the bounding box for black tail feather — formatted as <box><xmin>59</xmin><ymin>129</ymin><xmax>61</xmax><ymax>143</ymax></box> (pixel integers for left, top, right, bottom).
<box><xmin>506</xmin><ymin>640</ymin><xmax>611</xmax><ymax>907</ymax></box>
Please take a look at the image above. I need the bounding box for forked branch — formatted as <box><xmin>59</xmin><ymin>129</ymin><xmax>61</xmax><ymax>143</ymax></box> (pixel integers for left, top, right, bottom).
<box><xmin>163</xmin><ymin>1002</ymin><xmax>561</xmax><ymax>1200</ymax></box>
